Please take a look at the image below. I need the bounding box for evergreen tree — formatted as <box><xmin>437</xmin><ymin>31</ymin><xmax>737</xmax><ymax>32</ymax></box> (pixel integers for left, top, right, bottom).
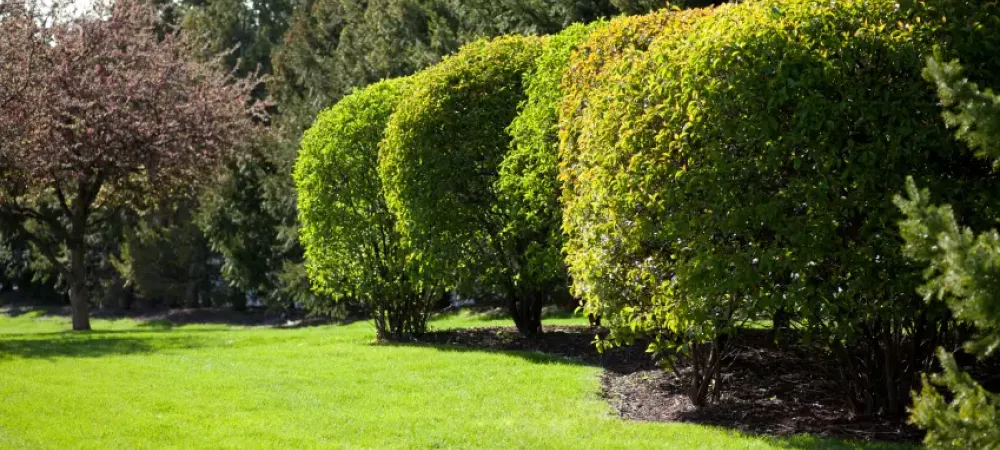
<box><xmin>896</xmin><ymin>57</ymin><xmax>1000</xmax><ymax>448</ymax></box>
<box><xmin>181</xmin><ymin>0</ymin><xmax>316</xmax><ymax>311</ymax></box>
<box><xmin>271</xmin><ymin>0</ymin><xmax>618</xmax><ymax>129</ymax></box>
<box><xmin>182</xmin><ymin>0</ymin><xmax>294</xmax><ymax>96</ymax></box>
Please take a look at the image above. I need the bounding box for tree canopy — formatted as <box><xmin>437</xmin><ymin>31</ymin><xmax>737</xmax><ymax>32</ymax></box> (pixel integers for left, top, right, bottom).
<box><xmin>0</xmin><ymin>0</ymin><xmax>262</xmax><ymax>329</ymax></box>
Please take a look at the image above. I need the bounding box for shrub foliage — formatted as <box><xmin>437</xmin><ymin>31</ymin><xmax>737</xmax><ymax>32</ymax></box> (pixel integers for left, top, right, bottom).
<box><xmin>558</xmin><ymin>7</ymin><xmax>715</xmax><ymax>405</ymax></box>
<box><xmin>296</xmin><ymin>78</ymin><xmax>435</xmax><ymax>340</ymax></box>
<box><xmin>379</xmin><ymin>35</ymin><xmax>548</xmax><ymax>335</ymax></box>
<box><xmin>499</xmin><ymin>22</ymin><xmax>604</xmax><ymax>316</ymax></box>
<box><xmin>559</xmin><ymin>0</ymin><xmax>1000</xmax><ymax>412</ymax></box>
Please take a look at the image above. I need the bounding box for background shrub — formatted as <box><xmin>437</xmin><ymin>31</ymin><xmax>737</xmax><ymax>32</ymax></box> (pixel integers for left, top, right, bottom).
<box><xmin>560</xmin><ymin>0</ymin><xmax>1000</xmax><ymax>414</ymax></box>
<box><xmin>379</xmin><ymin>35</ymin><xmax>549</xmax><ymax>335</ymax></box>
<box><xmin>295</xmin><ymin>78</ymin><xmax>435</xmax><ymax>340</ymax></box>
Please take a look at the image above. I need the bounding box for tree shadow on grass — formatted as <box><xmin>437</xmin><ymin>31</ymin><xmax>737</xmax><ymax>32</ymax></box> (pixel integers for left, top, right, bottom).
<box><xmin>389</xmin><ymin>327</ymin><xmax>919</xmax><ymax>449</ymax></box>
<box><xmin>392</xmin><ymin>327</ymin><xmax>652</xmax><ymax>371</ymax></box>
<box><xmin>0</xmin><ymin>329</ymin><xmax>218</xmax><ymax>361</ymax></box>
<box><xmin>768</xmin><ymin>433</ymin><xmax>917</xmax><ymax>450</ymax></box>
<box><xmin>1</xmin><ymin>305</ymin><xmax>361</xmax><ymax>330</ymax></box>
<box><xmin>382</xmin><ymin>340</ymin><xmax>597</xmax><ymax>367</ymax></box>
<box><xmin>441</xmin><ymin>307</ymin><xmax>586</xmax><ymax>323</ymax></box>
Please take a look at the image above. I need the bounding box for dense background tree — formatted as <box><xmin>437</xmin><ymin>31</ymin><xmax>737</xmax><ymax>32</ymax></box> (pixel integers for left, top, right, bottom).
<box><xmin>0</xmin><ymin>232</ymin><xmax>64</xmax><ymax>303</ymax></box>
<box><xmin>114</xmin><ymin>201</ymin><xmax>219</xmax><ymax>308</ymax></box>
<box><xmin>608</xmin><ymin>0</ymin><xmax>728</xmax><ymax>15</ymax></box>
<box><xmin>899</xmin><ymin>57</ymin><xmax>1000</xmax><ymax>449</ymax></box>
<box><xmin>197</xmin><ymin>143</ymin><xmax>291</xmax><ymax>310</ymax></box>
<box><xmin>0</xmin><ymin>0</ymin><xmax>262</xmax><ymax>330</ymax></box>
<box><xmin>271</xmin><ymin>0</ymin><xmax>619</xmax><ymax>130</ymax></box>
<box><xmin>178</xmin><ymin>0</ymin><xmax>313</xmax><ymax>312</ymax></box>
<box><xmin>182</xmin><ymin>0</ymin><xmax>294</xmax><ymax>84</ymax></box>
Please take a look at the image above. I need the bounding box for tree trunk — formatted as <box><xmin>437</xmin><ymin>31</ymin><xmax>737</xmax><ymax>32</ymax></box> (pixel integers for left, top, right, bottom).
<box><xmin>67</xmin><ymin>179</ymin><xmax>95</xmax><ymax>332</ymax></box>
<box><xmin>68</xmin><ymin>241</ymin><xmax>91</xmax><ymax>331</ymax></box>
<box><xmin>230</xmin><ymin>290</ymin><xmax>247</xmax><ymax>311</ymax></box>
<box><xmin>771</xmin><ymin>307</ymin><xmax>789</xmax><ymax>343</ymax></box>
<box><xmin>507</xmin><ymin>289</ymin><xmax>543</xmax><ymax>337</ymax></box>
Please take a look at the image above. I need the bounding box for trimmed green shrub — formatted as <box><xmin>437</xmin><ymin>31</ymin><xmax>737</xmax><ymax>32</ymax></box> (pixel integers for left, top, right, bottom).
<box><xmin>379</xmin><ymin>35</ymin><xmax>548</xmax><ymax>335</ymax></box>
<box><xmin>558</xmin><ymin>8</ymin><xmax>714</xmax><ymax>404</ymax></box>
<box><xmin>498</xmin><ymin>22</ymin><xmax>604</xmax><ymax>315</ymax></box>
<box><xmin>560</xmin><ymin>0</ymin><xmax>1000</xmax><ymax>413</ymax></box>
<box><xmin>559</xmin><ymin>7</ymin><xmax>708</xmax><ymax>208</ymax></box>
<box><xmin>295</xmin><ymin>78</ymin><xmax>436</xmax><ymax>340</ymax></box>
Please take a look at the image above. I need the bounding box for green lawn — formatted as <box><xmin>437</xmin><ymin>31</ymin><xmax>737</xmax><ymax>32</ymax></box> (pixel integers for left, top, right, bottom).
<box><xmin>0</xmin><ymin>311</ymin><xmax>912</xmax><ymax>449</ymax></box>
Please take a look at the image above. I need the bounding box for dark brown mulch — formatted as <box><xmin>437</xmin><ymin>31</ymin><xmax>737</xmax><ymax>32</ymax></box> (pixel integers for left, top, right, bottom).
<box><xmin>415</xmin><ymin>325</ymin><xmax>922</xmax><ymax>444</ymax></box>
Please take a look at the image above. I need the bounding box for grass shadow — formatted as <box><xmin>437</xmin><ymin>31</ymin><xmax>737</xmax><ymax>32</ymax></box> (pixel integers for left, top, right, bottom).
<box><xmin>382</xmin><ymin>340</ymin><xmax>596</xmax><ymax>367</ymax></box>
<box><xmin>386</xmin><ymin>327</ymin><xmax>919</xmax><ymax>449</ymax></box>
<box><xmin>432</xmin><ymin>307</ymin><xmax>587</xmax><ymax>323</ymax></box>
<box><xmin>137</xmin><ymin>319</ymin><xmax>175</xmax><ymax>330</ymax></box>
<box><xmin>0</xmin><ymin>305</ymin><xmax>363</xmax><ymax>330</ymax></box>
<box><xmin>1</xmin><ymin>305</ymin><xmax>66</xmax><ymax>319</ymax></box>
<box><xmin>390</xmin><ymin>327</ymin><xmax>629</xmax><ymax>368</ymax></box>
<box><xmin>0</xmin><ymin>330</ymin><xmax>216</xmax><ymax>361</ymax></box>
<box><xmin>768</xmin><ymin>433</ymin><xmax>917</xmax><ymax>449</ymax></box>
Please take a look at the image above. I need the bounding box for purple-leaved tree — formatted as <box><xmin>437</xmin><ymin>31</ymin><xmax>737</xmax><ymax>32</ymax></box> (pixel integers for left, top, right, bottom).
<box><xmin>0</xmin><ymin>0</ymin><xmax>263</xmax><ymax>330</ymax></box>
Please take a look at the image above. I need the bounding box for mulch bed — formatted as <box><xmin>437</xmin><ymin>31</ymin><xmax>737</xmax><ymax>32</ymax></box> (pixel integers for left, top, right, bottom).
<box><xmin>415</xmin><ymin>325</ymin><xmax>922</xmax><ymax>443</ymax></box>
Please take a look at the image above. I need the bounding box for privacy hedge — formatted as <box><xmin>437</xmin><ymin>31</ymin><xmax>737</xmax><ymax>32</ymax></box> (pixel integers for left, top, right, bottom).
<box><xmin>559</xmin><ymin>0</ymin><xmax>1000</xmax><ymax>414</ymax></box>
<box><xmin>379</xmin><ymin>35</ymin><xmax>548</xmax><ymax>335</ymax></box>
<box><xmin>295</xmin><ymin>78</ymin><xmax>435</xmax><ymax>340</ymax></box>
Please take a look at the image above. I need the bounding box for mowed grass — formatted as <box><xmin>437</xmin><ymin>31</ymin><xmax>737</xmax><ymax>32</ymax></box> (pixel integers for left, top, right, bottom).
<box><xmin>0</xmin><ymin>311</ymin><xmax>912</xmax><ymax>449</ymax></box>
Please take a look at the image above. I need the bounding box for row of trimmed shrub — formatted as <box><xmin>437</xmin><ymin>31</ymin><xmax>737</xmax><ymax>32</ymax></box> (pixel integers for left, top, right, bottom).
<box><xmin>295</xmin><ymin>0</ymin><xmax>1000</xmax><ymax>419</ymax></box>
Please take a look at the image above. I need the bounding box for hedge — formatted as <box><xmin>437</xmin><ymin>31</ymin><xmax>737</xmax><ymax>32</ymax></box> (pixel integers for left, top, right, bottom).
<box><xmin>497</xmin><ymin>22</ymin><xmax>604</xmax><ymax>312</ymax></box>
<box><xmin>295</xmin><ymin>77</ymin><xmax>435</xmax><ymax>340</ymax></box>
<box><xmin>559</xmin><ymin>0</ymin><xmax>1000</xmax><ymax>413</ymax></box>
<box><xmin>379</xmin><ymin>35</ymin><xmax>548</xmax><ymax>335</ymax></box>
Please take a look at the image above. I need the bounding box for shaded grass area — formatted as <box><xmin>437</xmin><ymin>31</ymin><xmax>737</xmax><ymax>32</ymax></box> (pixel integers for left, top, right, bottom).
<box><xmin>406</xmin><ymin>326</ymin><xmax>921</xmax><ymax>442</ymax></box>
<box><xmin>0</xmin><ymin>312</ymin><xmax>913</xmax><ymax>449</ymax></box>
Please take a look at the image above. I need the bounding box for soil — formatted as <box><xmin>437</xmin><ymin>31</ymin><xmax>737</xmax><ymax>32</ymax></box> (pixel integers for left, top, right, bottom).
<box><xmin>415</xmin><ymin>325</ymin><xmax>923</xmax><ymax>443</ymax></box>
